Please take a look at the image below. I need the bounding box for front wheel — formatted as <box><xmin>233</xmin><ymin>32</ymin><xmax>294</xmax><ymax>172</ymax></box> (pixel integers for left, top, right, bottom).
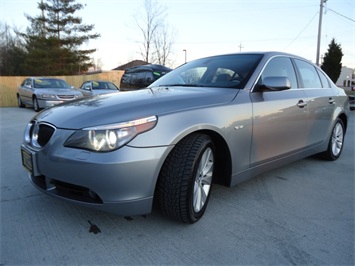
<box><xmin>33</xmin><ymin>97</ymin><xmax>40</xmax><ymax>112</ymax></box>
<box><xmin>158</xmin><ymin>133</ymin><xmax>215</xmax><ymax>223</ymax></box>
<box><xmin>319</xmin><ymin>118</ymin><xmax>345</xmax><ymax>161</ymax></box>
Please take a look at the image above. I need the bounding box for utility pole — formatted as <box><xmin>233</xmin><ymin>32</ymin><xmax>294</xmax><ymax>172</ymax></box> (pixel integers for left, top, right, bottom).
<box><xmin>238</xmin><ymin>43</ymin><xmax>244</xmax><ymax>52</ymax></box>
<box><xmin>316</xmin><ymin>0</ymin><xmax>327</xmax><ymax>66</ymax></box>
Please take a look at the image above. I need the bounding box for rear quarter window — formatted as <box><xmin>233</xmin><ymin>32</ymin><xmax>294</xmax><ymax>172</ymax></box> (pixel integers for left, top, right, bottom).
<box><xmin>317</xmin><ymin>69</ymin><xmax>331</xmax><ymax>88</ymax></box>
<box><xmin>294</xmin><ymin>59</ymin><xmax>322</xmax><ymax>88</ymax></box>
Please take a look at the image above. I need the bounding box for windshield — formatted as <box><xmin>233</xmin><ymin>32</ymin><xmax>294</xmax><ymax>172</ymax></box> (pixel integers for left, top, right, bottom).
<box><xmin>34</xmin><ymin>79</ymin><xmax>70</xmax><ymax>89</ymax></box>
<box><xmin>92</xmin><ymin>81</ymin><xmax>118</xmax><ymax>90</ymax></box>
<box><xmin>149</xmin><ymin>54</ymin><xmax>263</xmax><ymax>89</ymax></box>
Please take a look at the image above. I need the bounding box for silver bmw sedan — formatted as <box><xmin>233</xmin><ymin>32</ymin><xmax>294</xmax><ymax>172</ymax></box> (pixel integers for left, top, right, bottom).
<box><xmin>21</xmin><ymin>52</ymin><xmax>349</xmax><ymax>223</ymax></box>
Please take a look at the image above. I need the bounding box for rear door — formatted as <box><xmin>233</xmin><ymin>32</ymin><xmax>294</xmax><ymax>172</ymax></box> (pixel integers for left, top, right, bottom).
<box><xmin>293</xmin><ymin>59</ymin><xmax>336</xmax><ymax>146</ymax></box>
<box><xmin>250</xmin><ymin>56</ymin><xmax>308</xmax><ymax>166</ymax></box>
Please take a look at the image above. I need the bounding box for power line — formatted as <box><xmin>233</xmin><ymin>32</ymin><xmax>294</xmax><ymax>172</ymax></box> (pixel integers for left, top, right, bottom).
<box><xmin>284</xmin><ymin>11</ymin><xmax>319</xmax><ymax>49</ymax></box>
<box><xmin>327</xmin><ymin>8</ymin><xmax>355</xmax><ymax>23</ymax></box>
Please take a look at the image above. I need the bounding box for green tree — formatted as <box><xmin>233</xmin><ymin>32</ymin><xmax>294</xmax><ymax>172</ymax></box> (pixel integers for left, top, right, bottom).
<box><xmin>21</xmin><ymin>35</ymin><xmax>77</xmax><ymax>75</ymax></box>
<box><xmin>321</xmin><ymin>38</ymin><xmax>343</xmax><ymax>83</ymax></box>
<box><xmin>22</xmin><ymin>0</ymin><xmax>100</xmax><ymax>75</ymax></box>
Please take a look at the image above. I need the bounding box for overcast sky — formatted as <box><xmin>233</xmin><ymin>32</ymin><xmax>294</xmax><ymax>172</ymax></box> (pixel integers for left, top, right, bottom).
<box><xmin>1</xmin><ymin>0</ymin><xmax>354</xmax><ymax>70</ymax></box>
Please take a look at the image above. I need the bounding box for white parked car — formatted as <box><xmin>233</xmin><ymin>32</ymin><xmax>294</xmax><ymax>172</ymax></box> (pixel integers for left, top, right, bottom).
<box><xmin>17</xmin><ymin>77</ymin><xmax>83</xmax><ymax>112</ymax></box>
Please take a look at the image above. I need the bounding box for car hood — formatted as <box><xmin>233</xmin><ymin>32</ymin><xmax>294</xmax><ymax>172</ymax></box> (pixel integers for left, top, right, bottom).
<box><xmin>35</xmin><ymin>86</ymin><xmax>239</xmax><ymax>129</ymax></box>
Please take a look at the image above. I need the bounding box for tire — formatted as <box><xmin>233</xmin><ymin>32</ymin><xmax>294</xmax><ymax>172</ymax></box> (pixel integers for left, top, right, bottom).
<box><xmin>158</xmin><ymin>133</ymin><xmax>215</xmax><ymax>223</ymax></box>
<box><xmin>17</xmin><ymin>94</ymin><xmax>25</xmax><ymax>108</ymax></box>
<box><xmin>33</xmin><ymin>97</ymin><xmax>40</xmax><ymax>112</ymax></box>
<box><xmin>319</xmin><ymin>118</ymin><xmax>345</xmax><ymax>161</ymax></box>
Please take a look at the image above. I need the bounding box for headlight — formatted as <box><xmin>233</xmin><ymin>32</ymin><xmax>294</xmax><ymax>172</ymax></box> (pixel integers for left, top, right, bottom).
<box><xmin>41</xmin><ymin>94</ymin><xmax>56</xmax><ymax>99</ymax></box>
<box><xmin>64</xmin><ymin>116</ymin><xmax>157</xmax><ymax>152</ymax></box>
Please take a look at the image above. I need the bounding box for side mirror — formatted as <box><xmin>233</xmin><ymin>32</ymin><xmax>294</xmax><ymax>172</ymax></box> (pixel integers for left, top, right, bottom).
<box><xmin>262</xmin><ymin>77</ymin><xmax>291</xmax><ymax>91</ymax></box>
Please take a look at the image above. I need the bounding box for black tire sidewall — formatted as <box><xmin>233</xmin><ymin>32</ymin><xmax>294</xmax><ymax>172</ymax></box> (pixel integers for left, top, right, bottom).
<box><xmin>17</xmin><ymin>95</ymin><xmax>24</xmax><ymax>107</ymax></box>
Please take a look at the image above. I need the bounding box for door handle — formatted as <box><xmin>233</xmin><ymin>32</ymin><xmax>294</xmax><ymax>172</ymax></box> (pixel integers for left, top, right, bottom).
<box><xmin>329</xmin><ymin>98</ymin><xmax>335</xmax><ymax>104</ymax></box>
<box><xmin>297</xmin><ymin>100</ymin><xmax>307</xmax><ymax>108</ymax></box>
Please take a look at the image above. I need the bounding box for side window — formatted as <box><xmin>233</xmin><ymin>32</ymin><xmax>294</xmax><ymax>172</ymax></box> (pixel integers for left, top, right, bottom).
<box><xmin>92</xmin><ymin>81</ymin><xmax>101</xmax><ymax>89</ymax></box>
<box><xmin>25</xmin><ymin>79</ymin><xmax>32</xmax><ymax>87</ymax></box>
<box><xmin>131</xmin><ymin>73</ymin><xmax>138</xmax><ymax>85</ymax></box>
<box><xmin>136</xmin><ymin>72</ymin><xmax>146</xmax><ymax>84</ymax></box>
<box><xmin>317</xmin><ymin>69</ymin><xmax>330</xmax><ymax>88</ymax></box>
<box><xmin>145</xmin><ymin>72</ymin><xmax>154</xmax><ymax>84</ymax></box>
<box><xmin>82</xmin><ymin>82</ymin><xmax>90</xmax><ymax>90</ymax></box>
<box><xmin>261</xmin><ymin>57</ymin><xmax>298</xmax><ymax>89</ymax></box>
<box><xmin>294</xmin><ymin>59</ymin><xmax>322</xmax><ymax>88</ymax></box>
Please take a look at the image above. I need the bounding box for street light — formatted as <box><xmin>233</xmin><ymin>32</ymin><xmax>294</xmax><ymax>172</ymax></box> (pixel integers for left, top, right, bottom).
<box><xmin>183</xmin><ymin>49</ymin><xmax>187</xmax><ymax>63</ymax></box>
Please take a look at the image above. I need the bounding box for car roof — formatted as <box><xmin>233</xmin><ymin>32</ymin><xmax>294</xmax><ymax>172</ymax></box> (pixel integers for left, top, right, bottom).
<box><xmin>29</xmin><ymin>77</ymin><xmax>65</xmax><ymax>81</ymax></box>
<box><xmin>194</xmin><ymin>51</ymin><xmax>317</xmax><ymax>68</ymax></box>
<box><xmin>124</xmin><ymin>64</ymin><xmax>172</xmax><ymax>74</ymax></box>
<box><xmin>84</xmin><ymin>80</ymin><xmax>113</xmax><ymax>83</ymax></box>
<box><xmin>201</xmin><ymin>51</ymin><xmax>307</xmax><ymax>59</ymax></box>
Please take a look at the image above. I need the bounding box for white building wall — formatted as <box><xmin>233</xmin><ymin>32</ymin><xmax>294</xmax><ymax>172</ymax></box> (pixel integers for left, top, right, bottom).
<box><xmin>336</xmin><ymin>67</ymin><xmax>354</xmax><ymax>87</ymax></box>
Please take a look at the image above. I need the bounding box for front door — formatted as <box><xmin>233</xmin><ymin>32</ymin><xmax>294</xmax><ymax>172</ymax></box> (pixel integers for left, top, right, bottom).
<box><xmin>250</xmin><ymin>56</ymin><xmax>308</xmax><ymax>166</ymax></box>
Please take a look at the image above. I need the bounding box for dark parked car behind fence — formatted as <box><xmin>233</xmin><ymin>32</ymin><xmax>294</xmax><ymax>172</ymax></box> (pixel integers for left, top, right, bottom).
<box><xmin>120</xmin><ymin>64</ymin><xmax>172</xmax><ymax>90</ymax></box>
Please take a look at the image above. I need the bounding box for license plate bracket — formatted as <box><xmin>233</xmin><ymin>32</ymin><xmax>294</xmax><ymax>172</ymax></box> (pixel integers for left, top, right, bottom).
<box><xmin>21</xmin><ymin>147</ymin><xmax>34</xmax><ymax>175</ymax></box>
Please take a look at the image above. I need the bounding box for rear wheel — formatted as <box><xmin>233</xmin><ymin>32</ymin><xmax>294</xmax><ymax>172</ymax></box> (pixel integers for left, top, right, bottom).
<box><xmin>319</xmin><ymin>118</ymin><xmax>345</xmax><ymax>161</ymax></box>
<box><xmin>33</xmin><ymin>97</ymin><xmax>40</xmax><ymax>112</ymax></box>
<box><xmin>158</xmin><ymin>133</ymin><xmax>215</xmax><ymax>223</ymax></box>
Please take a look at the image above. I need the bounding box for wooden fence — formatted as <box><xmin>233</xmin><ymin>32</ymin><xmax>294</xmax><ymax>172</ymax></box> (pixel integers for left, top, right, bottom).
<box><xmin>0</xmin><ymin>70</ymin><xmax>124</xmax><ymax>107</ymax></box>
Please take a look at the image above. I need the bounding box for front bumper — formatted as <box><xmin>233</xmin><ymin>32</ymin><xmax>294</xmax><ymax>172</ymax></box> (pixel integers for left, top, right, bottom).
<box><xmin>38</xmin><ymin>98</ymin><xmax>80</xmax><ymax>109</ymax></box>
<box><xmin>21</xmin><ymin>136</ymin><xmax>172</xmax><ymax>216</ymax></box>
<box><xmin>37</xmin><ymin>99</ymin><xmax>65</xmax><ymax>108</ymax></box>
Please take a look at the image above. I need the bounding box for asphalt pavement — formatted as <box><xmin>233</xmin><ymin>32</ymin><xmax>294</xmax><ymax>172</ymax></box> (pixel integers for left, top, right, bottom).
<box><xmin>1</xmin><ymin>107</ymin><xmax>354</xmax><ymax>265</ymax></box>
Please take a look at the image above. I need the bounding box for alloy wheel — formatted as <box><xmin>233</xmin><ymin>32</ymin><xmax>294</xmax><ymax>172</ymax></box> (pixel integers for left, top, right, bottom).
<box><xmin>193</xmin><ymin>147</ymin><xmax>214</xmax><ymax>213</ymax></box>
<box><xmin>331</xmin><ymin>122</ymin><xmax>344</xmax><ymax>157</ymax></box>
